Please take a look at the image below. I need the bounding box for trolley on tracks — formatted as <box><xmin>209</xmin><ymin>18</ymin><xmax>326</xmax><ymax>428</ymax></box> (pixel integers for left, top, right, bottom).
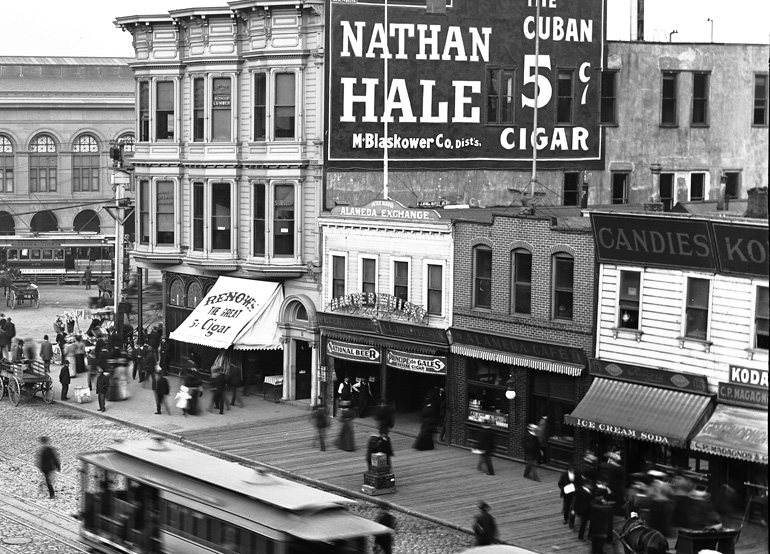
<box><xmin>78</xmin><ymin>438</ymin><xmax>393</xmax><ymax>554</ymax></box>
<box><xmin>0</xmin><ymin>359</ymin><xmax>54</xmax><ymax>406</ymax></box>
<box><xmin>6</xmin><ymin>280</ymin><xmax>40</xmax><ymax>310</ymax></box>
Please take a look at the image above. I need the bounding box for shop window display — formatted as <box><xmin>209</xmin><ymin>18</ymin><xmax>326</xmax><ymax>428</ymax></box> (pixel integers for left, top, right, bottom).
<box><xmin>467</xmin><ymin>359</ymin><xmax>509</xmax><ymax>429</ymax></box>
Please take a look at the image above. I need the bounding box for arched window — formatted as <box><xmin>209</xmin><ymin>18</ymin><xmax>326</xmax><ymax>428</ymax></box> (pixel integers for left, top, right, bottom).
<box><xmin>186</xmin><ymin>281</ymin><xmax>203</xmax><ymax>308</ymax></box>
<box><xmin>117</xmin><ymin>133</ymin><xmax>135</xmax><ymax>154</ymax></box>
<box><xmin>30</xmin><ymin>210</ymin><xmax>59</xmax><ymax>233</ymax></box>
<box><xmin>552</xmin><ymin>252</ymin><xmax>574</xmax><ymax>320</ymax></box>
<box><xmin>0</xmin><ymin>136</ymin><xmax>13</xmax><ymax>194</ymax></box>
<box><xmin>0</xmin><ymin>211</ymin><xmax>15</xmax><ymax>235</ymax></box>
<box><xmin>169</xmin><ymin>279</ymin><xmax>184</xmax><ymax>306</ymax></box>
<box><xmin>473</xmin><ymin>245</ymin><xmax>492</xmax><ymax>309</ymax></box>
<box><xmin>295</xmin><ymin>303</ymin><xmax>308</xmax><ymax>321</ymax></box>
<box><xmin>72</xmin><ymin>134</ymin><xmax>100</xmax><ymax>192</ymax></box>
<box><xmin>73</xmin><ymin>209</ymin><xmax>101</xmax><ymax>233</ymax></box>
<box><xmin>29</xmin><ymin>135</ymin><xmax>57</xmax><ymax>192</ymax></box>
<box><xmin>511</xmin><ymin>248</ymin><xmax>532</xmax><ymax>315</ymax></box>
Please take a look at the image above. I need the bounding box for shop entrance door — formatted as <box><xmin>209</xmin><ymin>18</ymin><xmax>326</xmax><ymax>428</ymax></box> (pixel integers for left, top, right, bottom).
<box><xmin>295</xmin><ymin>340</ymin><xmax>312</xmax><ymax>400</ymax></box>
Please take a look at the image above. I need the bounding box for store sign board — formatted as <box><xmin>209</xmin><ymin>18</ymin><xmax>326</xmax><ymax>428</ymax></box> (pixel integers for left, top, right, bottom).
<box><xmin>729</xmin><ymin>365</ymin><xmax>768</xmax><ymax>388</ymax></box>
<box><xmin>318</xmin><ymin>312</ymin><xmax>379</xmax><ymax>333</ymax></box>
<box><xmin>329</xmin><ymin>292</ymin><xmax>428</xmax><ymax>324</ymax></box>
<box><xmin>718</xmin><ymin>382</ymin><xmax>769</xmax><ymax>409</ymax></box>
<box><xmin>589</xmin><ymin>358</ymin><xmax>709</xmax><ymax>394</ymax></box>
<box><xmin>450</xmin><ymin>327</ymin><xmax>586</xmax><ymax>365</ymax></box>
<box><xmin>326</xmin><ymin>0</ymin><xmax>605</xmax><ymax>170</ymax></box>
<box><xmin>712</xmin><ymin>223</ymin><xmax>769</xmax><ymax>278</ymax></box>
<box><xmin>566</xmin><ymin>416</ymin><xmax>674</xmax><ymax>446</ymax></box>
<box><xmin>386</xmin><ymin>349</ymin><xmax>447</xmax><ymax>374</ymax></box>
<box><xmin>330</xmin><ymin>199</ymin><xmax>442</xmax><ymax>221</ymax></box>
<box><xmin>378</xmin><ymin>320</ymin><xmax>449</xmax><ymax>345</ymax></box>
<box><xmin>327</xmin><ymin>339</ymin><xmax>381</xmax><ymax>364</ymax></box>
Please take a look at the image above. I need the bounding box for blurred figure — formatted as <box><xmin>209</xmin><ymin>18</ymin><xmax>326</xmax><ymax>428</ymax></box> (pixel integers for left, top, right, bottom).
<box><xmin>574</xmin><ymin>477</ymin><xmax>596</xmax><ymax>540</ymax></box>
<box><xmin>522</xmin><ymin>423</ymin><xmax>541</xmax><ymax>481</ymax></box>
<box><xmin>23</xmin><ymin>337</ymin><xmax>36</xmax><ymax>364</ymax></box>
<box><xmin>588</xmin><ymin>490</ymin><xmax>615</xmax><ymax>554</ymax></box>
<box><xmin>648</xmin><ymin>470</ymin><xmax>675</xmax><ymax>536</ymax></box>
<box><xmin>473</xmin><ymin>501</ymin><xmax>499</xmax><ymax>545</ymax></box>
<box><xmin>476</xmin><ymin>417</ymin><xmax>495</xmax><ymax>476</ymax></box>
<box><xmin>37</xmin><ymin>436</ymin><xmax>61</xmax><ymax>499</ymax></box>
<box><xmin>154</xmin><ymin>369</ymin><xmax>172</xmax><ymax>415</ymax></box>
<box><xmin>374</xmin><ymin>506</ymin><xmax>395</xmax><ymax>554</ymax></box>
<box><xmin>683</xmin><ymin>489</ymin><xmax>722</xmax><ymax>530</ymax></box>
<box><xmin>210</xmin><ymin>369</ymin><xmax>227</xmax><ymax>415</ymax></box>
<box><xmin>335</xmin><ymin>401</ymin><xmax>356</xmax><ymax>451</ymax></box>
<box><xmin>311</xmin><ymin>399</ymin><xmax>330</xmax><ymax>451</ymax></box>
<box><xmin>353</xmin><ymin>376</ymin><xmax>372</xmax><ymax>418</ymax></box>
<box><xmin>375</xmin><ymin>400</ymin><xmax>396</xmax><ymax>434</ymax></box>
<box><xmin>96</xmin><ymin>367</ymin><xmax>110</xmax><ymax>412</ymax></box>
<box><xmin>367</xmin><ymin>430</ymin><xmax>394</xmax><ymax>470</ymax></box>
<box><xmin>413</xmin><ymin>402</ymin><xmax>435</xmax><ymax>451</ymax></box>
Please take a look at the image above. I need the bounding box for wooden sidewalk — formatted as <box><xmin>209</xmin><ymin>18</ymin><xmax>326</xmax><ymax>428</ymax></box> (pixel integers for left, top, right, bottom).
<box><xmin>181</xmin><ymin>410</ymin><xmax>766</xmax><ymax>554</ymax></box>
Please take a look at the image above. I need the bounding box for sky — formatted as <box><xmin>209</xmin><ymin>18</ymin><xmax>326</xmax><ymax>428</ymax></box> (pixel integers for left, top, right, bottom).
<box><xmin>0</xmin><ymin>0</ymin><xmax>768</xmax><ymax>58</ymax></box>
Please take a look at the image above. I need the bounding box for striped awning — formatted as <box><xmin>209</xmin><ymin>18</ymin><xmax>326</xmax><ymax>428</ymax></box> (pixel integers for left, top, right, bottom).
<box><xmin>450</xmin><ymin>344</ymin><xmax>584</xmax><ymax>376</ymax></box>
<box><xmin>691</xmin><ymin>405</ymin><xmax>768</xmax><ymax>464</ymax></box>
<box><xmin>564</xmin><ymin>378</ymin><xmax>714</xmax><ymax>448</ymax></box>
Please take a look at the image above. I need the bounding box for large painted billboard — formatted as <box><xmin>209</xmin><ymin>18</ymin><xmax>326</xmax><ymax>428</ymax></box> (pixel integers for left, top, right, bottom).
<box><xmin>326</xmin><ymin>0</ymin><xmax>606</xmax><ymax>170</ymax></box>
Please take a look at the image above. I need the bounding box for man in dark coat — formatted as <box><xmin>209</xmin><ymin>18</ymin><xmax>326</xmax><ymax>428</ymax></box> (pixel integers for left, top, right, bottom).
<box><xmin>159</xmin><ymin>337</ymin><xmax>170</xmax><ymax>374</ymax></box>
<box><xmin>143</xmin><ymin>346</ymin><xmax>157</xmax><ymax>391</ymax></box>
<box><xmin>522</xmin><ymin>423</ymin><xmax>541</xmax><ymax>481</ymax></box>
<box><xmin>574</xmin><ymin>478</ymin><xmax>596</xmax><ymax>540</ymax></box>
<box><xmin>148</xmin><ymin>326</ymin><xmax>161</xmax><ymax>357</ymax></box>
<box><xmin>154</xmin><ymin>369</ymin><xmax>171</xmax><ymax>415</ymax></box>
<box><xmin>37</xmin><ymin>436</ymin><xmax>61</xmax><ymax>499</ymax></box>
<box><xmin>95</xmin><ymin>368</ymin><xmax>110</xmax><ymax>412</ymax></box>
<box><xmin>59</xmin><ymin>361</ymin><xmax>71</xmax><ymax>401</ymax></box>
<box><xmin>473</xmin><ymin>501</ymin><xmax>499</xmax><ymax>545</ymax></box>
<box><xmin>589</xmin><ymin>494</ymin><xmax>615</xmax><ymax>554</ymax></box>
<box><xmin>558</xmin><ymin>465</ymin><xmax>582</xmax><ymax>528</ymax></box>
<box><xmin>311</xmin><ymin>401</ymin><xmax>330</xmax><ymax>451</ymax></box>
<box><xmin>83</xmin><ymin>265</ymin><xmax>92</xmax><ymax>290</ymax></box>
<box><xmin>39</xmin><ymin>335</ymin><xmax>54</xmax><ymax>373</ymax></box>
<box><xmin>0</xmin><ymin>319</ymin><xmax>10</xmax><ymax>360</ymax></box>
<box><xmin>476</xmin><ymin>417</ymin><xmax>496</xmax><ymax>475</ymax></box>
<box><xmin>210</xmin><ymin>370</ymin><xmax>227</xmax><ymax>414</ymax></box>
<box><xmin>367</xmin><ymin>430</ymin><xmax>395</xmax><ymax>470</ymax></box>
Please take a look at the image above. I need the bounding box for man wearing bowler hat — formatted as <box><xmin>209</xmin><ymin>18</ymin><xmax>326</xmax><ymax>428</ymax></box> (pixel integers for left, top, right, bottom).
<box><xmin>523</xmin><ymin>422</ymin><xmax>541</xmax><ymax>481</ymax></box>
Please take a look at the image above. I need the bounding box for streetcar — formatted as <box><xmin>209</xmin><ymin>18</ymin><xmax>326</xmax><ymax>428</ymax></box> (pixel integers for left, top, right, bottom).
<box><xmin>0</xmin><ymin>233</ymin><xmax>114</xmax><ymax>279</ymax></box>
<box><xmin>78</xmin><ymin>438</ymin><xmax>392</xmax><ymax>554</ymax></box>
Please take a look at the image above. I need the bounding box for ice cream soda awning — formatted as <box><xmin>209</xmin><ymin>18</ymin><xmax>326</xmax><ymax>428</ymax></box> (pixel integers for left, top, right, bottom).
<box><xmin>170</xmin><ymin>276</ymin><xmax>284</xmax><ymax>350</ymax></box>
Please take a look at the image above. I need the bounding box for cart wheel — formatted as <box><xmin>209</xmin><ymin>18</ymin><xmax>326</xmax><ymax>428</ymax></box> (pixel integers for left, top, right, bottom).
<box><xmin>8</xmin><ymin>376</ymin><xmax>21</xmax><ymax>406</ymax></box>
<box><xmin>34</xmin><ymin>293</ymin><xmax>40</xmax><ymax>309</ymax></box>
<box><xmin>9</xmin><ymin>290</ymin><xmax>16</xmax><ymax>310</ymax></box>
<box><xmin>5</xmin><ymin>291</ymin><xmax>10</xmax><ymax>308</ymax></box>
<box><xmin>42</xmin><ymin>378</ymin><xmax>54</xmax><ymax>404</ymax></box>
<box><xmin>0</xmin><ymin>378</ymin><xmax>4</xmax><ymax>400</ymax></box>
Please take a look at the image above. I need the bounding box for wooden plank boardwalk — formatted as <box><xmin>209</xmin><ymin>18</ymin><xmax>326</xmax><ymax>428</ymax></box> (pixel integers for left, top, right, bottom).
<box><xmin>181</xmin><ymin>410</ymin><xmax>768</xmax><ymax>554</ymax></box>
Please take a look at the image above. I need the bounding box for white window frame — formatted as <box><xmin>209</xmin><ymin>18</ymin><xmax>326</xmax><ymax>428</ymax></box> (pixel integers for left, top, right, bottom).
<box><xmin>328</xmin><ymin>251</ymin><xmax>348</xmax><ymax>303</ymax></box>
<box><xmin>248</xmin><ymin>180</ymin><xmax>300</xmax><ymax>262</ymax></box>
<box><xmin>250</xmin><ymin>68</ymin><xmax>301</xmax><ymax>143</ymax></box>
<box><xmin>359</xmin><ymin>255</ymin><xmax>378</xmax><ymax>295</ymax></box>
<box><xmin>751</xmin><ymin>283</ymin><xmax>770</xmax><ymax>352</ymax></box>
<box><xmin>139</xmin><ymin>177</ymin><xmax>180</xmax><ymax>248</ymax></box>
<box><xmin>616</xmin><ymin>269</ymin><xmax>643</xmax><ymax>329</ymax></box>
<box><xmin>391</xmin><ymin>257</ymin><xmax>411</xmax><ymax>303</ymax></box>
<box><xmin>187</xmin><ymin>179</ymin><xmax>235</xmax><ymax>255</ymax></box>
<box><xmin>153</xmin><ymin>79</ymin><xmax>178</xmax><ymax>142</ymax></box>
<box><xmin>423</xmin><ymin>259</ymin><xmax>446</xmax><ymax>318</ymax></box>
<box><xmin>689</xmin><ymin>172</ymin><xmax>709</xmax><ymax>201</ymax></box>
<box><xmin>679</xmin><ymin>274</ymin><xmax>714</xmax><ymax>348</ymax></box>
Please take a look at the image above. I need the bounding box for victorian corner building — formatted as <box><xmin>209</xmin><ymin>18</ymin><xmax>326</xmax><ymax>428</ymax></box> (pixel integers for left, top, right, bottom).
<box><xmin>114</xmin><ymin>1</ymin><xmax>326</xmax><ymax>402</ymax></box>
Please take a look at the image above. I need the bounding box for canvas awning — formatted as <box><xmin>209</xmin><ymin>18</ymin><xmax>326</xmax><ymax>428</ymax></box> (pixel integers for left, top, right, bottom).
<box><xmin>691</xmin><ymin>404</ymin><xmax>768</xmax><ymax>464</ymax></box>
<box><xmin>170</xmin><ymin>276</ymin><xmax>284</xmax><ymax>350</ymax></box>
<box><xmin>564</xmin><ymin>378</ymin><xmax>713</xmax><ymax>448</ymax></box>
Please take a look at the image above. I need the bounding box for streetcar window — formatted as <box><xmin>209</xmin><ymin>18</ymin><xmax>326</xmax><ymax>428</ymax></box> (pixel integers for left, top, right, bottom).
<box><xmin>42</xmin><ymin>249</ymin><xmax>53</xmax><ymax>260</ymax></box>
<box><xmin>20</xmin><ymin>249</ymin><xmax>29</xmax><ymax>260</ymax></box>
<box><xmin>221</xmin><ymin>523</ymin><xmax>241</xmax><ymax>550</ymax></box>
<box><xmin>31</xmin><ymin>249</ymin><xmax>41</xmax><ymax>260</ymax></box>
<box><xmin>191</xmin><ymin>510</ymin><xmax>207</xmax><ymax>541</ymax></box>
<box><xmin>8</xmin><ymin>249</ymin><xmax>17</xmax><ymax>260</ymax></box>
<box><xmin>90</xmin><ymin>248</ymin><xmax>99</xmax><ymax>262</ymax></box>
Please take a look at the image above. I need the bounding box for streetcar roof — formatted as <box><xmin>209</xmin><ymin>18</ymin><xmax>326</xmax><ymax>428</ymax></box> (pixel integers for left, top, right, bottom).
<box><xmin>79</xmin><ymin>439</ymin><xmax>357</xmax><ymax>513</ymax></box>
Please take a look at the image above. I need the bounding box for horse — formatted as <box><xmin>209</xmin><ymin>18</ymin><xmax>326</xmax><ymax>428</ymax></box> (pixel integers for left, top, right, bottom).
<box><xmin>616</xmin><ymin>513</ymin><xmax>670</xmax><ymax>554</ymax></box>
<box><xmin>0</xmin><ymin>268</ymin><xmax>22</xmax><ymax>298</ymax></box>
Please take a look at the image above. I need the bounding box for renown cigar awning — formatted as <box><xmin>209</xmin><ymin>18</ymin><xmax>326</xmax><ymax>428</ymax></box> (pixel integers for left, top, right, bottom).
<box><xmin>691</xmin><ymin>405</ymin><xmax>768</xmax><ymax>464</ymax></box>
<box><xmin>170</xmin><ymin>276</ymin><xmax>284</xmax><ymax>350</ymax></box>
<box><xmin>564</xmin><ymin>378</ymin><xmax>713</xmax><ymax>448</ymax></box>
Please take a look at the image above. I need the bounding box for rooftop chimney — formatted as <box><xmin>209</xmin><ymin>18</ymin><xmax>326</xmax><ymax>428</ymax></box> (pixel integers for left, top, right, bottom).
<box><xmin>746</xmin><ymin>187</ymin><xmax>768</xmax><ymax>219</ymax></box>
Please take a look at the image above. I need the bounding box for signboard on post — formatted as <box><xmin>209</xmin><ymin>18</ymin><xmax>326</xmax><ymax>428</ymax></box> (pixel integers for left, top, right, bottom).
<box><xmin>326</xmin><ymin>0</ymin><xmax>606</xmax><ymax>170</ymax></box>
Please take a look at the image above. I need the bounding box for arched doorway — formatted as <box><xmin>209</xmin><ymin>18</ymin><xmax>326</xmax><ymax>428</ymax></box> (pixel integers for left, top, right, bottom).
<box><xmin>278</xmin><ymin>295</ymin><xmax>319</xmax><ymax>402</ymax></box>
<box><xmin>73</xmin><ymin>209</ymin><xmax>101</xmax><ymax>233</ymax></box>
<box><xmin>30</xmin><ymin>210</ymin><xmax>58</xmax><ymax>233</ymax></box>
<box><xmin>0</xmin><ymin>211</ymin><xmax>14</xmax><ymax>235</ymax></box>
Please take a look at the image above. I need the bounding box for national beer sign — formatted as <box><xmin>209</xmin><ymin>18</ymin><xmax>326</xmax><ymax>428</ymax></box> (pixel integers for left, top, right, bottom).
<box><xmin>327</xmin><ymin>339</ymin><xmax>381</xmax><ymax>364</ymax></box>
<box><xmin>326</xmin><ymin>0</ymin><xmax>605</xmax><ymax>170</ymax></box>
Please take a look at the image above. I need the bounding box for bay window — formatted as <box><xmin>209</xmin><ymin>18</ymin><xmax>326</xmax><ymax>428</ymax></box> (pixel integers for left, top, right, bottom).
<box><xmin>211</xmin><ymin>183</ymin><xmax>231</xmax><ymax>251</ymax></box>
<box><xmin>274</xmin><ymin>73</ymin><xmax>296</xmax><ymax>139</ymax></box>
<box><xmin>193</xmin><ymin>78</ymin><xmax>204</xmax><ymax>141</ymax></box>
<box><xmin>156</xmin><ymin>81</ymin><xmax>175</xmax><ymax>141</ymax></box>
<box><xmin>137</xmin><ymin>179</ymin><xmax>176</xmax><ymax>247</ymax></box>
<box><xmin>156</xmin><ymin>181</ymin><xmax>175</xmax><ymax>245</ymax></box>
<box><xmin>193</xmin><ymin>182</ymin><xmax>204</xmax><ymax>251</ymax></box>
<box><xmin>273</xmin><ymin>184</ymin><xmax>295</xmax><ymax>256</ymax></box>
<box><xmin>251</xmin><ymin>181</ymin><xmax>297</xmax><ymax>259</ymax></box>
<box><xmin>139</xmin><ymin>180</ymin><xmax>150</xmax><ymax>244</ymax></box>
<box><xmin>211</xmin><ymin>77</ymin><xmax>232</xmax><ymax>142</ymax></box>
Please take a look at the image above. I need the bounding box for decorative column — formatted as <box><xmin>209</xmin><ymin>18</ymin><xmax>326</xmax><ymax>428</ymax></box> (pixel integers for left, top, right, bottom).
<box><xmin>280</xmin><ymin>336</ymin><xmax>291</xmax><ymax>400</ymax></box>
<box><xmin>310</xmin><ymin>341</ymin><xmax>319</xmax><ymax>404</ymax></box>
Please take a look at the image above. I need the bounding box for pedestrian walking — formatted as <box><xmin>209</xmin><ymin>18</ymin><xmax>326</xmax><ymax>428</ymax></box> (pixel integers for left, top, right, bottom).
<box><xmin>374</xmin><ymin>506</ymin><xmax>396</xmax><ymax>554</ymax></box>
<box><xmin>537</xmin><ymin>414</ymin><xmax>548</xmax><ymax>463</ymax></box>
<box><xmin>474</xmin><ymin>416</ymin><xmax>495</xmax><ymax>475</ymax></box>
<box><xmin>83</xmin><ymin>265</ymin><xmax>92</xmax><ymax>290</ymax></box>
<box><xmin>96</xmin><ymin>367</ymin><xmax>110</xmax><ymax>412</ymax></box>
<box><xmin>0</xmin><ymin>318</ymin><xmax>11</xmax><ymax>360</ymax></box>
<box><xmin>522</xmin><ymin>423</ymin><xmax>541</xmax><ymax>481</ymax></box>
<box><xmin>311</xmin><ymin>399</ymin><xmax>330</xmax><ymax>451</ymax></box>
<box><xmin>184</xmin><ymin>368</ymin><xmax>202</xmax><ymax>415</ymax></box>
<box><xmin>574</xmin><ymin>478</ymin><xmax>595</xmax><ymax>540</ymax></box>
<box><xmin>148</xmin><ymin>325</ymin><xmax>161</xmax><ymax>358</ymax></box>
<box><xmin>39</xmin><ymin>334</ymin><xmax>54</xmax><ymax>372</ymax></box>
<box><xmin>159</xmin><ymin>337</ymin><xmax>170</xmax><ymax>374</ymax></box>
<box><xmin>209</xmin><ymin>370</ymin><xmax>227</xmax><ymax>414</ymax></box>
<box><xmin>74</xmin><ymin>335</ymin><xmax>86</xmax><ymax>374</ymax></box>
<box><xmin>335</xmin><ymin>401</ymin><xmax>356</xmax><ymax>452</ymax></box>
<box><xmin>11</xmin><ymin>338</ymin><xmax>23</xmax><ymax>362</ymax></box>
<box><xmin>154</xmin><ymin>369</ymin><xmax>172</xmax><ymax>415</ymax></box>
<box><xmin>353</xmin><ymin>377</ymin><xmax>372</xmax><ymax>418</ymax></box>
<box><xmin>558</xmin><ymin>465</ymin><xmax>582</xmax><ymax>528</ymax></box>
<box><xmin>37</xmin><ymin>436</ymin><xmax>61</xmax><ymax>499</ymax></box>
<box><xmin>413</xmin><ymin>403</ymin><xmax>435</xmax><ymax>451</ymax></box>
<box><xmin>472</xmin><ymin>501</ymin><xmax>499</xmax><ymax>545</ymax></box>
<box><xmin>59</xmin><ymin>360</ymin><xmax>71</xmax><ymax>401</ymax></box>
<box><xmin>588</xmin><ymin>493</ymin><xmax>615</xmax><ymax>554</ymax></box>
<box><xmin>375</xmin><ymin>400</ymin><xmax>396</xmax><ymax>434</ymax></box>
<box><xmin>143</xmin><ymin>346</ymin><xmax>157</xmax><ymax>391</ymax></box>
<box><xmin>227</xmin><ymin>359</ymin><xmax>244</xmax><ymax>408</ymax></box>
<box><xmin>437</xmin><ymin>387</ymin><xmax>448</xmax><ymax>442</ymax></box>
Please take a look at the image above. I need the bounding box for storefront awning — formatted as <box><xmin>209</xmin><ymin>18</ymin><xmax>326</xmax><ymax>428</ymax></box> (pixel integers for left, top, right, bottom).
<box><xmin>691</xmin><ymin>405</ymin><xmax>768</xmax><ymax>464</ymax></box>
<box><xmin>169</xmin><ymin>276</ymin><xmax>283</xmax><ymax>350</ymax></box>
<box><xmin>564</xmin><ymin>378</ymin><xmax>713</xmax><ymax>448</ymax></box>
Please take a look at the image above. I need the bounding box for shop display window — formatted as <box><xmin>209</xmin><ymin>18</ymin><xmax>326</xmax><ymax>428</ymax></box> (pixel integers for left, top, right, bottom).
<box><xmin>467</xmin><ymin>359</ymin><xmax>509</xmax><ymax>429</ymax></box>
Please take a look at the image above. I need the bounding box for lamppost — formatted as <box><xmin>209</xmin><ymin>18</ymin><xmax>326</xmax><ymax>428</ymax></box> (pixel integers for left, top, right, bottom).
<box><xmin>707</xmin><ymin>18</ymin><xmax>714</xmax><ymax>43</ymax></box>
<box><xmin>505</xmin><ymin>374</ymin><xmax>517</xmax><ymax>423</ymax></box>
<box><xmin>669</xmin><ymin>29</ymin><xmax>678</xmax><ymax>42</ymax></box>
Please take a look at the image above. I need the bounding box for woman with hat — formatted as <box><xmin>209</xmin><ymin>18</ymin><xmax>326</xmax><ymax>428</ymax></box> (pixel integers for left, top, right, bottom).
<box><xmin>522</xmin><ymin>422</ymin><xmax>541</xmax><ymax>481</ymax></box>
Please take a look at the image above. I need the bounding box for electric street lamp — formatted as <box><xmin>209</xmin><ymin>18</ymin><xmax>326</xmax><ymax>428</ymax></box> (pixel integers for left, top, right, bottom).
<box><xmin>669</xmin><ymin>29</ymin><xmax>679</xmax><ymax>42</ymax></box>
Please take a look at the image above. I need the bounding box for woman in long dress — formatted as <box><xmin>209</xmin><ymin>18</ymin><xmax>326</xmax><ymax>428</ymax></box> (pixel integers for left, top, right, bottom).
<box><xmin>335</xmin><ymin>402</ymin><xmax>356</xmax><ymax>451</ymax></box>
<box><xmin>413</xmin><ymin>404</ymin><xmax>435</xmax><ymax>451</ymax></box>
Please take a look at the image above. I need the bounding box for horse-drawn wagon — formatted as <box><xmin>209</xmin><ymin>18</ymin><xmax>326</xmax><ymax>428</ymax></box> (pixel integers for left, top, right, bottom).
<box><xmin>0</xmin><ymin>359</ymin><xmax>54</xmax><ymax>406</ymax></box>
<box><xmin>6</xmin><ymin>280</ymin><xmax>40</xmax><ymax>309</ymax></box>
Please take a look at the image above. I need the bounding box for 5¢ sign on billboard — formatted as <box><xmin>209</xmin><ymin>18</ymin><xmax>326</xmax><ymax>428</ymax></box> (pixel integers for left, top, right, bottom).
<box><xmin>326</xmin><ymin>0</ymin><xmax>606</xmax><ymax>169</ymax></box>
